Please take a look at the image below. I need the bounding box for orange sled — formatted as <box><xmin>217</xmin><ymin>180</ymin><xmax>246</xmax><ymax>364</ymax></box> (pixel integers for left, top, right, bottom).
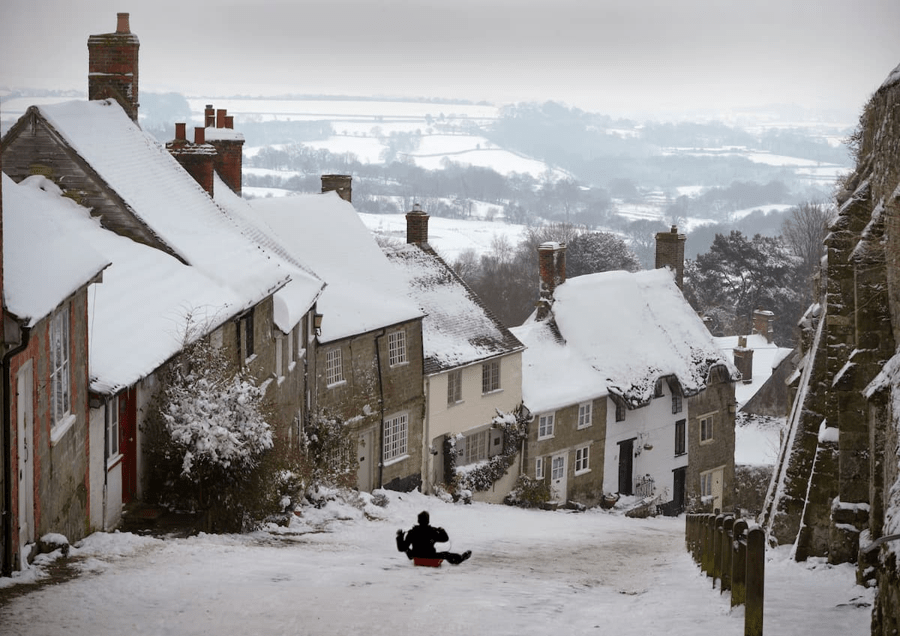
<box><xmin>413</xmin><ymin>557</ymin><xmax>443</xmax><ymax>568</ymax></box>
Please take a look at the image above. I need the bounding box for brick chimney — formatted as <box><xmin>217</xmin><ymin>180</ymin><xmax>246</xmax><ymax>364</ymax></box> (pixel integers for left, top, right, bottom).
<box><xmin>204</xmin><ymin>105</ymin><xmax>244</xmax><ymax>196</ymax></box>
<box><xmin>655</xmin><ymin>225</ymin><xmax>686</xmax><ymax>289</ymax></box>
<box><xmin>166</xmin><ymin>123</ymin><xmax>217</xmax><ymax>196</ymax></box>
<box><xmin>406</xmin><ymin>203</ymin><xmax>429</xmax><ymax>244</ymax></box>
<box><xmin>752</xmin><ymin>309</ymin><xmax>775</xmax><ymax>343</ymax></box>
<box><xmin>733</xmin><ymin>335</ymin><xmax>754</xmax><ymax>384</ymax></box>
<box><xmin>538</xmin><ymin>241</ymin><xmax>566</xmax><ymax>297</ymax></box>
<box><xmin>321</xmin><ymin>175</ymin><xmax>352</xmax><ymax>202</ymax></box>
<box><xmin>88</xmin><ymin>13</ymin><xmax>140</xmax><ymax>122</ymax></box>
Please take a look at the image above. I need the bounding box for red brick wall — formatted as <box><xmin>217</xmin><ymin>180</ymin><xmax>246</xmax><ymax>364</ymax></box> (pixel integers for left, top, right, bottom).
<box><xmin>87</xmin><ymin>28</ymin><xmax>140</xmax><ymax>121</ymax></box>
<box><xmin>210</xmin><ymin>141</ymin><xmax>243</xmax><ymax>196</ymax></box>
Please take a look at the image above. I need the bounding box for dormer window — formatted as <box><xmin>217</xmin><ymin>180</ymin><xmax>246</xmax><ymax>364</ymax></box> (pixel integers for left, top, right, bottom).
<box><xmin>653</xmin><ymin>379</ymin><xmax>664</xmax><ymax>398</ymax></box>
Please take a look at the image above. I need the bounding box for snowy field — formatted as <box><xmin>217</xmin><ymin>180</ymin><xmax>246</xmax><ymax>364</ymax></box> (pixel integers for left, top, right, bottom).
<box><xmin>0</xmin><ymin>490</ymin><xmax>872</xmax><ymax>636</ymax></box>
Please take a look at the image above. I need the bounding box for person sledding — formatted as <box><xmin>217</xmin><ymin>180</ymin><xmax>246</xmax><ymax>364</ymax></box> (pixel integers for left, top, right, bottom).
<box><xmin>396</xmin><ymin>511</ymin><xmax>471</xmax><ymax>565</ymax></box>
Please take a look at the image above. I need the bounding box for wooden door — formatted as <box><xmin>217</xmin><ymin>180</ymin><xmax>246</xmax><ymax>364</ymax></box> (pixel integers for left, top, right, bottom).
<box><xmin>617</xmin><ymin>438</ymin><xmax>635</xmax><ymax>495</ymax></box>
<box><xmin>16</xmin><ymin>361</ymin><xmax>35</xmax><ymax>564</ymax></box>
<box><xmin>550</xmin><ymin>453</ymin><xmax>567</xmax><ymax>503</ymax></box>
<box><xmin>357</xmin><ymin>427</ymin><xmax>374</xmax><ymax>492</ymax></box>
<box><xmin>672</xmin><ymin>466</ymin><xmax>686</xmax><ymax>513</ymax></box>
<box><xmin>120</xmin><ymin>387</ymin><xmax>138</xmax><ymax>503</ymax></box>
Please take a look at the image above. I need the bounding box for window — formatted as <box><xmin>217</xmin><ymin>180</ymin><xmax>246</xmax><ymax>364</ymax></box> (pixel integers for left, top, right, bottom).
<box><xmin>107</xmin><ymin>395</ymin><xmax>120</xmax><ymax>459</ymax></box>
<box><xmin>575</xmin><ymin>445</ymin><xmax>590</xmax><ymax>474</ymax></box>
<box><xmin>461</xmin><ymin>430</ymin><xmax>489</xmax><ymax>465</ymax></box>
<box><xmin>551</xmin><ymin>455</ymin><xmax>565</xmax><ymax>481</ymax></box>
<box><xmin>577</xmin><ymin>402</ymin><xmax>592</xmax><ymax>429</ymax></box>
<box><xmin>447</xmin><ymin>369</ymin><xmax>462</xmax><ymax>405</ymax></box>
<box><xmin>50</xmin><ymin>308</ymin><xmax>71</xmax><ymax>427</ymax></box>
<box><xmin>538</xmin><ymin>413</ymin><xmax>555</xmax><ymax>440</ymax></box>
<box><xmin>482</xmin><ymin>360</ymin><xmax>500</xmax><ymax>393</ymax></box>
<box><xmin>383</xmin><ymin>413</ymin><xmax>408</xmax><ymax>461</ymax></box>
<box><xmin>653</xmin><ymin>379</ymin><xmax>664</xmax><ymax>398</ymax></box>
<box><xmin>535</xmin><ymin>457</ymin><xmax>544</xmax><ymax>480</ymax></box>
<box><xmin>672</xmin><ymin>392</ymin><xmax>683</xmax><ymax>414</ymax></box>
<box><xmin>701</xmin><ymin>471</ymin><xmax>714</xmax><ymax>497</ymax></box>
<box><xmin>614</xmin><ymin>399</ymin><xmax>626</xmax><ymax>422</ymax></box>
<box><xmin>275</xmin><ymin>333</ymin><xmax>284</xmax><ymax>380</ymax></box>
<box><xmin>325</xmin><ymin>348</ymin><xmax>344</xmax><ymax>386</ymax></box>
<box><xmin>675</xmin><ymin>419</ymin><xmax>686</xmax><ymax>456</ymax></box>
<box><xmin>388</xmin><ymin>330</ymin><xmax>407</xmax><ymax>366</ymax></box>
<box><xmin>243</xmin><ymin>309</ymin><xmax>255</xmax><ymax>360</ymax></box>
<box><xmin>700</xmin><ymin>414</ymin><xmax>714</xmax><ymax>443</ymax></box>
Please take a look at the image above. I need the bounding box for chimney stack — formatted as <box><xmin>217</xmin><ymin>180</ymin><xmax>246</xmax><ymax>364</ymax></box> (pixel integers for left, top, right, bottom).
<box><xmin>538</xmin><ymin>242</ymin><xmax>566</xmax><ymax>300</ymax></box>
<box><xmin>204</xmin><ymin>104</ymin><xmax>244</xmax><ymax>196</ymax></box>
<box><xmin>406</xmin><ymin>203</ymin><xmax>429</xmax><ymax>244</ymax></box>
<box><xmin>166</xmin><ymin>122</ymin><xmax>217</xmax><ymax>196</ymax></box>
<box><xmin>88</xmin><ymin>12</ymin><xmax>141</xmax><ymax>121</ymax></box>
<box><xmin>655</xmin><ymin>225</ymin><xmax>686</xmax><ymax>289</ymax></box>
<box><xmin>752</xmin><ymin>309</ymin><xmax>775</xmax><ymax>344</ymax></box>
<box><xmin>733</xmin><ymin>335</ymin><xmax>754</xmax><ymax>384</ymax></box>
<box><xmin>321</xmin><ymin>174</ymin><xmax>352</xmax><ymax>202</ymax></box>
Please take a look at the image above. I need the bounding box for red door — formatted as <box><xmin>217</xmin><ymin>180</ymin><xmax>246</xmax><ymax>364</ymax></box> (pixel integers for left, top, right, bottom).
<box><xmin>120</xmin><ymin>387</ymin><xmax>138</xmax><ymax>503</ymax></box>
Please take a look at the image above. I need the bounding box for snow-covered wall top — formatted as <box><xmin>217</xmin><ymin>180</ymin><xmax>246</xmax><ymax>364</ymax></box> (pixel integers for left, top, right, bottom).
<box><xmin>37</xmin><ymin>99</ymin><xmax>289</xmax><ymax>310</ymax></box>
<box><xmin>2</xmin><ymin>174</ymin><xmax>109</xmax><ymax>327</ymax></box>
<box><xmin>250</xmin><ymin>193</ymin><xmax>423</xmax><ymax>342</ymax></box>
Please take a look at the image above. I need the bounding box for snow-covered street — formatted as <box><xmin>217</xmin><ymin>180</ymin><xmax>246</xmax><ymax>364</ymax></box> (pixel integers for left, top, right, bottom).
<box><xmin>0</xmin><ymin>490</ymin><xmax>872</xmax><ymax>636</ymax></box>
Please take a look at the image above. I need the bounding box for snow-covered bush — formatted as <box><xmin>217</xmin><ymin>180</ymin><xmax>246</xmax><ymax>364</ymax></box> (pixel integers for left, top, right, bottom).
<box><xmin>505</xmin><ymin>475</ymin><xmax>551</xmax><ymax>508</ymax></box>
<box><xmin>145</xmin><ymin>336</ymin><xmax>290</xmax><ymax>532</ymax></box>
<box><xmin>446</xmin><ymin>408</ymin><xmax>525</xmax><ymax>499</ymax></box>
<box><xmin>301</xmin><ymin>410</ymin><xmax>355</xmax><ymax>489</ymax></box>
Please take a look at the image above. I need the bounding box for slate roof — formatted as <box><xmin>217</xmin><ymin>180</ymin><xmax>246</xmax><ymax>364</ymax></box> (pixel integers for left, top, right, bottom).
<box><xmin>383</xmin><ymin>242</ymin><xmax>524</xmax><ymax>376</ymax></box>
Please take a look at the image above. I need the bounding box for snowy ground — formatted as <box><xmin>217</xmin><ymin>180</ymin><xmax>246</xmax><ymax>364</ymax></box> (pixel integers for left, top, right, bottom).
<box><xmin>0</xmin><ymin>490</ymin><xmax>872</xmax><ymax>636</ymax></box>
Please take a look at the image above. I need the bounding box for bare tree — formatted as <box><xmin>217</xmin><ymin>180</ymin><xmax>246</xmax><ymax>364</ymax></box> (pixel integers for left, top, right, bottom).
<box><xmin>780</xmin><ymin>201</ymin><xmax>836</xmax><ymax>286</ymax></box>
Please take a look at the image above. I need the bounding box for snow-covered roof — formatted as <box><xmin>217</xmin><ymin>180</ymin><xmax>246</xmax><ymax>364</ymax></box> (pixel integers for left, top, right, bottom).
<box><xmin>212</xmin><ymin>174</ymin><xmax>324</xmax><ymax>332</ymax></box>
<box><xmin>34</xmin><ymin>99</ymin><xmax>289</xmax><ymax>311</ymax></box>
<box><xmin>383</xmin><ymin>242</ymin><xmax>523</xmax><ymax>375</ymax></box>
<box><xmin>714</xmin><ymin>333</ymin><xmax>792</xmax><ymax>406</ymax></box>
<box><xmin>250</xmin><ymin>193</ymin><xmax>423</xmax><ymax>342</ymax></box>
<box><xmin>3</xmin><ymin>175</ymin><xmax>249</xmax><ymax>394</ymax></box>
<box><xmin>512</xmin><ymin>268</ymin><xmax>738</xmax><ymax>413</ymax></box>
<box><xmin>2</xmin><ymin>174</ymin><xmax>110</xmax><ymax>328</ymax></box>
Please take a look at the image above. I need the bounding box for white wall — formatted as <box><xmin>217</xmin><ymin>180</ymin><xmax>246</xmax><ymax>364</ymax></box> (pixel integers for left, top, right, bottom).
<box><xmin>603</xmin><ymin>381</ymin><xmax>688</xmax><ymax>501</ymax></box>
<box><xmin>88</xmin><ymin>405</ymin><xmax>105</xmax><ymax>531</ymax></box>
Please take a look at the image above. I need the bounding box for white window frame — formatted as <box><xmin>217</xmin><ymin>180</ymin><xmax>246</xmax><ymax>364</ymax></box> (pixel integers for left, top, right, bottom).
<box><xmin>700</xmin><ymin>413</ymin><xmax>715</xmax><ymax>444</ymax></box>
<box><xmin>275</xmin><ymin>333</ymin><xmax>284</xmax><ymax>383</ymax></box>
<box><xmin>50</xmin><ymin>307</ymin><xmax>72</xmax><ymax>429</ymax></box>
<box><xmin>325</xmin><ymin>347</ymin><xmax>344</xmax><ymax>386</ymax></box>
<box><xmin>383</xmin><ymin>412</ymin><xmax>409</xmax><ymax>462</ymax></box>
<box><xmin>388</xmin><ymin>330</ymin><xmax>408</xmax><ymax>367</ymax></box>
<box><xmin>701</xmin><ymin>470</ymin><xmax>714</xmax><ymax>497</ymax></box>
<box><xmin>447</xmin><ymin>369</ymin><xmax>462</xmax><ymax>405</ymax></box>
<box><xmin>535</xmin><ymin>457</ymin><xmax>544</xmax><ymax>480</ymax></box>
<box><xmin>107</xmin><ymin>394</ymin><xmax>120</xmax><ymax>462</ymax></box>
<box><xmin>538</xmin><ymin>413</ymin><xmax>555</xmax><ymax>440</ymax></box>
<box><xmin>574</xmin><ymin>445</ymin><xmax>590</xmax><ymax>474</ymax></box>
<box><xmin>461</xmin><ymin>429</ymin><xmax>489</xmax><ymax>465</ymax></box>
<box><xmin>482</xmin><ymin>359</ymin><xmax>501</xmax><ymax>394</ymax></box>
<box><xmin>577</xmin><ymin>402</ymin><xmax>592</xmax><ymax>429</ymax></box>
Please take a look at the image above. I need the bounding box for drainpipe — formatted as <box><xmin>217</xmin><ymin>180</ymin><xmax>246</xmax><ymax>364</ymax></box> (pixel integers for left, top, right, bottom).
<box><xmin>2</xmin><ymin>326</ymin><xmax>31</xmax><ymax>577</ymax></box>
<box><xmin>374</xmin><ymin>331</ymin><xmax>386</xmax><ymax>490</ymax></box>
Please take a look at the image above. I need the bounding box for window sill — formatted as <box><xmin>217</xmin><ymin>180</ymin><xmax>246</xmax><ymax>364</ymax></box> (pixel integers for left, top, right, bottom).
<box><xmin>675</xmin><ymin>451</ymin><xmax>687</xmax><ymax>458</ymax></box>
<box><xmin>577</xmin><ymin>424</ymin><xmax>592</xmax><ymax>431</ymax></box>
<box><xmin>50</xmin><ymin>414</ymin><xmax>77</xmax><ymax>447</ymax></box>
<box><xmin>574</xmin><ymin>468</ymin><xmax>591</xmax><ymax>477</ymax></box>
<box><xmin>482</xmin><ymin>388</ymin><xmax>503</xmax><ymax>396</ymax></box>
<box><xmin>327</xmin><ymin>380</ymin><xmax>346</xmax><ymax>389</ymax></box>
<box><xmin>700</xmin><ymin>438</ymin><xmax>714</xmax><ymax>446</ymax></box>
<box><xmin>447</xmin><ymin>399</ymin><xmax>464</xmax><ymax>408</ymax></box>
<box><xmin>537</xmin><ymin>435</ymin><xmax>555</xmax><ymax>442</ymax></box>
<box><xmin>383</xmin><ymin>453</ymin><xmax>409</xmax><ymax>467</ymax></box>
<box><xmin>389</xmin><ymin>360</ymin><xmax>409</xmax><ymax>369</ymax></box>
<box><xmin>244</xmin><ymin>353</ymin><xmax>258</xmax><ymax>366</ymax></box>
<box><xmin>106</xmin><ymin>453</ymin><xmax>123</xmax><ymax>471</ymax></box>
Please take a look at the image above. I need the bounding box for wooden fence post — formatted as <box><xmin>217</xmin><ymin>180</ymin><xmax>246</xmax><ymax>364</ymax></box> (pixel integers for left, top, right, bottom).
<box><xmin>731</xmin><ymin>519</ymin><xmax>748</xmax><ymax>607</ymax></box>
<box><xmin>721</xmin><ymin>516</ymin><xmax>734</xmax><ymax>593</ymax></box>
<box><xmin>712</xmin><ymin>514</ymin><xmax>725</xmax><ymax>586</ymax></box>
<box><xmin>702</xmin><ymin>515</ymin><xmax>716</xmax><ymax>575</ymax></box>
<box><xmin>745</xmin><ymin>527</ymin><xmax>765</xmax><ymax>636</ymax></box>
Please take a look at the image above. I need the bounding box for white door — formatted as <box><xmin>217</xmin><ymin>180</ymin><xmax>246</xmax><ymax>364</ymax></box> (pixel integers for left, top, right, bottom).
<box><xmin>16</xmin><ymin>361</ymin><xmax>35</xmax><ymax>566</ymax></box>
<box><xmin>550</xmin><ymin>453</ymin><xmax>567</xmax><ymax>503</ymax></box>
<box><xmin>357</xmin><ymin>428</ymin><xmax>374</xmax><ymax>492</ymax></box>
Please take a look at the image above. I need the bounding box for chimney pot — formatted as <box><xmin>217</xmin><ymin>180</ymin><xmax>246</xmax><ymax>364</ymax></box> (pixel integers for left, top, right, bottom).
<box><xmin>205</xmin><ymin>105</ymin><xmax>215</xmax><ymax>128</ymax></box>
<box><xmin>175</xmin><ymin>122</ymin><xmax>186</xmax><ymax>141</ymax></box>
<box><xmin>116</xmin><ymin>12</ymin><xmax>130</xmax><ymax>33</ymax></box>
<box><xmin>406</xmin><ymin>203</ymin><xmax>430</xmax><ymax>244</ymax></box>
<box><xmin>225</xmin><ymin>115</ymin><xmax>234</xmax><ymax>129</ymax></box>
<box><xmin>194</xmin><ymin>127</ymin><xmax>205</xmax><ymax>144</ymax></box>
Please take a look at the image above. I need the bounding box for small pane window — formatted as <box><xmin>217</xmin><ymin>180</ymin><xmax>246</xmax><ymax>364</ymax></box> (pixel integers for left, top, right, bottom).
<box><xmin>388</xmin><ymin>330</ymin><xmax>407</xmax><ymax>366</ymax></box>
<box><xmin>482</xmin><ymin>360</ymin><xmax>500</xmax><ymax>394</ymax></box>
<box><xmin>326</xmin><ymin>348</ymin><xmax>344</xmax><ymax>386</ymax></box>
<box><xmin>50</xmin><ymin>308</ymin><xmax>71</xmax><ymax>426</ymax></box>
<box><xmin>672</xmin><ymin>392</ymin><xmax>683</xmax><ymax>414</ymax></box>
<box><xmin>675</xmin><ymin>419</ymin><xmax>686</xmax><ymax>456</ymax></box>
<box><xmin>535</xmin><ymin>457</ymin><xmax>544</xmax><ymax>480</ymax></box>
<box><xmin>447</xmin><ymin>369</ymin><xmax>462</xmax><ymax>405</ymax></box>
<box><xmin>538</xmin><ymin>413</ymin><xmax>555</xmax><ymax>439</ymax></box>
<box><xmin>383</xmin><ymin>413</ymin><xmax>408</xmax><ymax>461</ymax></box>
<box><xmin>700</xmin><ymin>415</ymin><xmax>714</xmax><ymax>443</ymax></box>
<box><xmin>578</xmin><ymin>402</ymin><xmax>592</xmax><ymax>429</ymax></box>
<box><xmin>615</xmin><ymin>400</ymin><xmax>626</xmax><ymax>422</ymax></box>
<box><xmin>575</xmin><ymin>446</ymin><xmax>590</xmax><ymax>473</ymax></box>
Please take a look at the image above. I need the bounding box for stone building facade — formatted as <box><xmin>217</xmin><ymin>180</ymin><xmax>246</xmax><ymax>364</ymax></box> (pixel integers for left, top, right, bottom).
<box><xmin>761</xmin><ymin>63</ymin><xmax>900</xmax><ymax>635</ymax></box>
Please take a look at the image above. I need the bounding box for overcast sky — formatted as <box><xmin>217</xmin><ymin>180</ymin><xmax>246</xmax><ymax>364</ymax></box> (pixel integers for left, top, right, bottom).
<box><xmin>2</xmin><ymin>0</ymin><xmax>899</xmax><ymax>119</ymax></box>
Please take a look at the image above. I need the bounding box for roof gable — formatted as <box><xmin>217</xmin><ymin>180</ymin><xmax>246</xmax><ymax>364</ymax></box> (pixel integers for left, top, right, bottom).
<box><xmin>384</xmin><ymin>242</ymin><xmax>523</xmax><ymax>375</ymax></box>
